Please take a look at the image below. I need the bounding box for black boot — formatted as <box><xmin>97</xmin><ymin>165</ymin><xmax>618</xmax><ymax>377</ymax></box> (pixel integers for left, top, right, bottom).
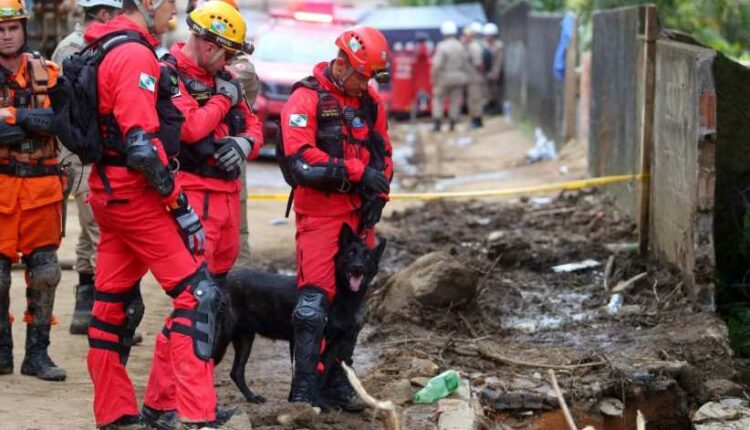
<box><xmin>142</xmin><ymin>405</ymin><xmax>238</xmax><ymax>430</ymax></box>
<box><xmin>431</xmin><ymin>118</ymin><xmax>442</xmax><ymax>132</ymax></box>
<box><xmin>321</xmin><ymin>363</ymin><xmax>366</xmax><ymax>412</ymax></box>
<box><xmin>99</xmin><ymin>414</ymin><xmax>148</xmax><ymax>430</ymax></box>
<box><xmin>470</xmin><ymin>117</ymin><xmax>483</xmax><ymax>129</ymax></box>
<box><xmin>20</xmin><ymin>324</ymin><xmax>66</xmax><ymax>381</ymax></box>
<box><xmin>288</xmin><ymin>288</ymin><xmax>327</xmax><ymax>406</ymax></box>
<box><xmin>0</xmin><ymin>325</ymin><xmax>12</xmax><ymax>375</ymax></box>
<box><xmin>449</xmin><ymin>119</ymin><xmax>456</xmax><ymax>132</ymax></box>
<box><xmin>0</xmin><ymin>256</ymin><xmax>10</xmax><ymax>374</ymax></box>
<box><xmin>70</xmin><ymin>281</ymin><xmax>94</xmax><ymax>335</ymax></box>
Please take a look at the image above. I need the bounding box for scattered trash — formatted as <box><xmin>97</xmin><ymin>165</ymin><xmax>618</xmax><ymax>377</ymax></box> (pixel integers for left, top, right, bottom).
<box><xmin>413</xmin><ymin>370</ymin><xmax>461</xmax><ymax>404</ymax></box>
<box><xmin>598</xmin><ymin>397</ymin><xmax>625</xmax><ymax>416</ymax></box>
<box><xmin>269</xmin><ymin>217</ymin><xmax>288</xmax><ymax>226</ymax></box>
<box><xmin>529</xmin><ymin>196</ymin><xmax>553</xmax><ymax>206</ymax></box>
<box><xmin>455</xmin><ymin>136</ymin><xmax>473</xmax><ymax>147</ymax></box>
<box><xmin>605</xmin><ymin>242</ymin><xmax>639</xmax><ymax>253</ymax></box>
<box><xmin>607</xmin><ymin>293</ymin><xmax>624</xmax><ymax>315</ymax></box>
<box><xmin>552</xmin><ymin>259</ymin><xmax>601</xmax><ymax>273</ymax></box>
<box><xmin>526</xmin><ymin>127</ymin><xmax>557</xmax><ymax>164</ymax></box>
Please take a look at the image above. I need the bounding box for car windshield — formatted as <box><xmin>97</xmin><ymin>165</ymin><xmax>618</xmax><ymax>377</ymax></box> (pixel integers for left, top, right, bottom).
<box><xmin>254</xmin><ymin>27</ymin><xmax>339</xmax><ymax>64</ymax></box>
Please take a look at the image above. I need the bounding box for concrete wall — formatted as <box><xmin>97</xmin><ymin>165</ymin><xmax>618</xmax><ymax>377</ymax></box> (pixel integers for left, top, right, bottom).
<box><xmin>589</xmin><ymin>6</ymin><xmax>650</xmax><ymax>221</ymax></box>
<box><xmin>650</xmin><ymin>40</ymin><xmax>716</xmax><ymax>308</ymax></box>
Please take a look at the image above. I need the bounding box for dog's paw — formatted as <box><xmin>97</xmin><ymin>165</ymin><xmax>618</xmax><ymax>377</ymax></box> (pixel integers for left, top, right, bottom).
<box><xmin>246</xmin><ymin>393</ymin><xmax>267</xmax><ymax>404</ymax></box>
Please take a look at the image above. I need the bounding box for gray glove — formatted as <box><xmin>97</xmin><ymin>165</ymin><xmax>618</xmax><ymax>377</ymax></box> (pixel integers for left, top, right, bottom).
<box><xmin>170</xmin><ymin>192</ymin><xmax>205</xmax><ymax>255</ymax></box>
<box><xmin>214</xmin><ymin>136</ymin><xmax>252</xmax><ymax>172</ymax></box>
<box><xmin>215</xmin><ymin>76</ymin><xmax>243</xmax><ymax>106</ymax></box>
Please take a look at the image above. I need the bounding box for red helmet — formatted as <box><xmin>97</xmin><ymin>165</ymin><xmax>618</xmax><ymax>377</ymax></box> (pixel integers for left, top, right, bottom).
<box><xmin>335</xmin><ymin>25</ymin><xmax>391</xmax><ymax>83</ymax></box>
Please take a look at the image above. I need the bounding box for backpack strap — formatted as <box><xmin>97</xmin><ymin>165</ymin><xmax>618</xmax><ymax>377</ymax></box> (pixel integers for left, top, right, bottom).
<box><xmin>24</xmin><ymin>52</ymin><xmax>49</xmax><ymax>108</ymax></box>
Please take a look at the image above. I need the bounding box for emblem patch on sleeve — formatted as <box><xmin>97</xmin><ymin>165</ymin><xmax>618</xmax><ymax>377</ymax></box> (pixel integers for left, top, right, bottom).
<box><xmin>138</xmin><ymin>73</ymin><xmax>157</xmax><ymax>93</ymax></box>
<box><xmin>289</xmin><ymin>114</ymin><xmax>308</xmax><ymax>127</ymax></box>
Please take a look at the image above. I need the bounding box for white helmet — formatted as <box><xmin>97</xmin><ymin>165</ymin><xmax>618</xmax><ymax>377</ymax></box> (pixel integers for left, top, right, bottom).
<box><xmin>440</xmin><ymin>21</ymin><xmax>457</xmax><ymax>37</ymax></box>
<box><xmin>483</xmin><ymin>22</ymin><xmax>498</xmax><ymax>36</ymax></box>
<box><xmin>392</xmin><ymin>41</ymin><xmax>403</xmax><ymax>52</ymax></box>
<box><xmin>77</xmin><ymin>0</ymin><xmax>122</xmax><ymax>8</ymax></box>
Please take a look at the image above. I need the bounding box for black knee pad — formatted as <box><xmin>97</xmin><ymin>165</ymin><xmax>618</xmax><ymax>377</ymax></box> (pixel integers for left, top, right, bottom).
<box><xmin>292</xmin><ymin>287</ymin><xmax>328</xmax><ymax>333</ymax></box>
<box><xmin>25</xmin><ymin>247</ymin><xmax>61</xmax><ymax>290</ymax></box>
<box><xmin>169</xmin><ymin>265</ymin><xmax>222</xmax><ymax>362</ymax></box>
<box><xmin>89</xmin><ymin>281</ymin><xmax>142</xmax><ymax>366</ymax></box>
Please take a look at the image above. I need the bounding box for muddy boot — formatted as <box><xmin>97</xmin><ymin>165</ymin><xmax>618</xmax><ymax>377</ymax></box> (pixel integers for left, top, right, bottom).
<box><xmin>431</xmin><ymin>118</ymin><xmax>441</xmax><ymax>132</ymax></box>
<box><xmin>20</xmin><ymin>324</ymin><xmax>66</xmax><ymax>381</ymax></box>
<box><xmin>99</xmin><ymin>414</ymin><xmax>148</xmax><ymax>430</ymax></box>
<box><xmin>140</xmin><ymin>406</ymin><xmax>178</xmax><ymax>430</ymax></box>
<box><xmin>449</xmin><ymin>119</ymin><xmax>456</xmax><ymax>132</ymax></box>
<box><xmin>321</xmin><ymin>363</ymin><xmax>366</xmax><ymax>412</ymax></box>
<box><xmin>289</xmin><ymin>288</ymin><xmax>327</xmax><ymax>406</ymax></box>
<box><xmin>0</xmin><ymin>257</ymin><xmax>11</xmax><ymax>374</ymax></box>
<box><xmin>69</xmin><ymin>280</ymin><xmax>94</xmax><ymax>335</ymax></box>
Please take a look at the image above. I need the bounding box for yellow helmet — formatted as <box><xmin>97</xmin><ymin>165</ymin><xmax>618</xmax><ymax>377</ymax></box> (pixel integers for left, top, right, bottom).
<box><xmin>0</xmin><ymin>0</ymin><xmax>28</xmax><ymax>22</ymax></box>
<box><xmin>187</xmin><ymin>0</ymin><xmax>250</xmax><ymax>53</ymax></box>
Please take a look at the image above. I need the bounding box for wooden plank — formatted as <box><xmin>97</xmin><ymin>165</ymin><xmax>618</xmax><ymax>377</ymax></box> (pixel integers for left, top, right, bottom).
<box><xmin>638</xmin><ymin>5</ymin><xmax>657</xmax><ymax>255</ymax></box>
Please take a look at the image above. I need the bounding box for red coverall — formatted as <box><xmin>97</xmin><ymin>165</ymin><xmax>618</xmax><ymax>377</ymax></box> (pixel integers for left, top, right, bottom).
<box><xmin>168</xmin><ymin>43</ymin><xmax>262</xmax><ymax>275</ymax></box>
<box><xmin>142</xmin><ymin>43</ymin><xmax>263</xmax><ymax>412</ymax></box>
<box><xmin>85</xmin><ymin>16</ymin><xmax>217</xmax><ymax>426</ymax></box>
<box><xmin>281</xmin><ymin>61</ymin><xmax>393</xmax><ymax>303</ymax></box>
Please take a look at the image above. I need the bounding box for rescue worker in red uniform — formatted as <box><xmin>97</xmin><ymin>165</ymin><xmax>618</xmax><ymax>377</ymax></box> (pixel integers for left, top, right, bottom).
<box><xmin>280</xmin><ymin>25</ymin><xmax>393</xmax><ymax>410</ymax></box>
<box><xmin>81</xmin><ymin>0</ymin><xmax>238</xmax><ymax>427</ymax></box>
<box><xmin>139</xmin><ymin>3</ymin><xmax>260</xmax><ymax>427</ymax></box>
<box><xmin>0</xmin><ymin>0</ymin><xmax>67</xmax><ymax>382</ymax></box>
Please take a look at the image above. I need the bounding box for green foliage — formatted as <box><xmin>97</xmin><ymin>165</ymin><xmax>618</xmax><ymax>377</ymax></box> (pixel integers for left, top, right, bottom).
<box><xmin>562</xmin><ymin>0</ymin><xmax>750</xmax><ymax>60</ymax></box>
<box><xmin>727</xmin><ymin>306</ymin><xmax>750</xmax><ymax>357</ymax></box>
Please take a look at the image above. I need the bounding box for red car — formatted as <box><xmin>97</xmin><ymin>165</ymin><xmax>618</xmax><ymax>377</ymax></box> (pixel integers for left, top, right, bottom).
<box><xmin>251</xmin><ymin>4</ymin><xmax>359</xmax><ymax>157</ymax></box>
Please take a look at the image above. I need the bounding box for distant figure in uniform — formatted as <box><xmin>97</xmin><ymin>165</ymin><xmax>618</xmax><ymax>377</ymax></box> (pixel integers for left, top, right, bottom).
<box><xmin>430</xmin><ymin>20</ymin><xmax>467</xmax><ymax>132</ymax></box>
<box><xmin>463</xmin><ymin>21</ymin><xmax>486</xmax><ymax>129</ymax></box>
<box><xmin>482</xmin><ymin>22</ymin><xmax>504</xmax><ymax>115</ymax></box>
<box><xmin>227</xmin><ymin>51</ymin><xmax>260</xmax><ymax>267</ymax></box>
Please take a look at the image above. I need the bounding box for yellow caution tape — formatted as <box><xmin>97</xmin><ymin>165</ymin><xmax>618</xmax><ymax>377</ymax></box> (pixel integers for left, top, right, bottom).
<box><xmin>247</xmin><ymin>173</ymin><xmax>647</xmax><ymax>202</ymax></box>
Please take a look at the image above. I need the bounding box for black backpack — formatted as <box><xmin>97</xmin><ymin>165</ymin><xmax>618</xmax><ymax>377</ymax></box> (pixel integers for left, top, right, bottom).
<box><xmin>49</xmin><ymin>30</ymin><xmax>157</xmax><ymax>164</ymax></box>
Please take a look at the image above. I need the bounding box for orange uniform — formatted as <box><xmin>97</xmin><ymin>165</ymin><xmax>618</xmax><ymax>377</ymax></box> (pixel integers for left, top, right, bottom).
<box><xmin>0</xmin><ymin>54</ymin><xmax>63</xmax><ymax>262</ymax></box>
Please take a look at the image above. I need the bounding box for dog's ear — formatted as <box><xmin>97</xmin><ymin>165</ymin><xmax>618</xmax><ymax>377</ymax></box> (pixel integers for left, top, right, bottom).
<box><xmin>339</xmin><ymin>223</ymin><xmax>357</xmax><ymax>248</ymax></box>
<box><xmin>373</xmin><ymin>238</ymin><xmax>387</xmax><ymax>262</ymax></box>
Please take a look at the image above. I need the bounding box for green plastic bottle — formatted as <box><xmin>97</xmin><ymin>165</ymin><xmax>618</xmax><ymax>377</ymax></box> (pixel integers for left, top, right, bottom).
<box><xmin>412</xmin><ymin>370</ymin><xmax>461</xmax><ymax>404</ymax></box>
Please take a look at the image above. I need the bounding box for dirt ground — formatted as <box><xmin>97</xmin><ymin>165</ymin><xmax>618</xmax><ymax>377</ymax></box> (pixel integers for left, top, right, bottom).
<box><xmin>2</xmin><ymin>115</ymin><xmax>727</xmax><ymax>430</ymax></box>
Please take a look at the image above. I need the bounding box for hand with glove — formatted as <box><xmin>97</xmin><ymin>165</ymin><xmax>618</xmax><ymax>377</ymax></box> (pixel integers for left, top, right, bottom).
<box><xmin>215</xmin><ymin>75</ymin><xmax>243</xmax><ymax>107</ymax></box>
<box><xmin>214</xmin><ymin>136</ymin><xmax>253</xmax><ymax>172</ymax></box>
<box><xmin>360</xmin><ymin>195</ymin><xmax>387</xmax><ymax>229</ymax></box>
<box><xmin>360</xmin><ymin>167</ymin><xmax>389</xmax><ymax>194</ymax></box>
<box><xmin>170</xmin><ymin>192</ymin><xmax>205</xmax><ymax>255</ymax></box>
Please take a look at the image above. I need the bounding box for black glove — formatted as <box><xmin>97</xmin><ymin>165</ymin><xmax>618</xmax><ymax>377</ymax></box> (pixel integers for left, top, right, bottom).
<box><xmin>214</xmin><ymin>136</ymin><xmax>252</xmax><ymax>172</ymax></box>
<box><xmin>361</xmin><ymin>196</ymin><xmax>386</xmax><ymax>229</ymax></box>
<box><xmin>360</xmin><ymin>167</ymin><xmax>389</xmax><ymax>194</ymax></box>
<box><xmin>170</xmin><ymin>192</ymin><xmax>205</xmax><ymax>255</ymax></box>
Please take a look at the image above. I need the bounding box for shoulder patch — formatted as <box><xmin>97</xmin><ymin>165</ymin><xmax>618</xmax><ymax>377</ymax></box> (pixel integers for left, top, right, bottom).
<box><xmin>289</xmin><ymin>114</ymin><xmax>308</xmax><ymax>127</ymax></box>
<box><xmin>138</xmin><ymin>72</ymin><xmax>157</xmax><ymax>93</ymax></box>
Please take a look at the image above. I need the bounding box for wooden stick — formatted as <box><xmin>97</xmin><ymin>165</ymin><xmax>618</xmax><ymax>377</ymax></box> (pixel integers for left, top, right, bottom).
<box><xmin>342</xmin><ymin>363</ymin><xmax>401</xmax><ymax>430</ymax></box>
<box><xmin>459</xmin><ymin>312</ymin><xmax>480</xmax><ymax>338</ymax></box>
<box><xmin>477</xmin><ymin>346</ymin><xmax>607</xmax><ymax>370</ymax></box>
<box><xmin>611</xmin><ymin>272</ymin><xmax>648</xmax><ymax>293</ymax></box>
<box><xmin>548</xmin><ymin>369</ymin><xmax>579</xmax><ymax>430</ymax></box>
<box><xmin>603</xmin><ymin>255</ymin><xmax>615</xmax><ymax>291</ymax></box>
<box><xmin>637</xmin><ymin>410</ymin><xmax>646</xmax><ymax>430</ymax></box>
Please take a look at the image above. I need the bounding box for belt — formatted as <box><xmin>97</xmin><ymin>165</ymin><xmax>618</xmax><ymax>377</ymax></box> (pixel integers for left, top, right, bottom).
<box><xmin>0</xmin><ymin>160</ymin><xmax>62</xmax><ymax>177</ymax></box>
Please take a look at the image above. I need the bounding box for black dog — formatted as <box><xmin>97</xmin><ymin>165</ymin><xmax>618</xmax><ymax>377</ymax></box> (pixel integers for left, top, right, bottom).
<box><xmin>214</xmin><ymin>223</ymin><xmax>386</xmax><ymax>404</ymax></box>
